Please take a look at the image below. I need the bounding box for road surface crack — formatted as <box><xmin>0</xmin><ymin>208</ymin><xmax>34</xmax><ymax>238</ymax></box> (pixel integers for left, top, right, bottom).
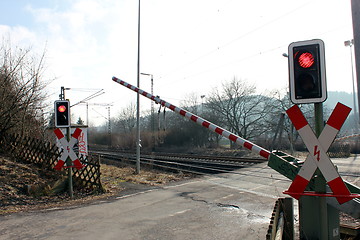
<box><xmin>216</xmin><ymin>203</ymin><xmax>240</xmax><ymax>209</ymax></box>
<box><xmin>178</xmin><ymin>192</ymin><xmax>240</xmax><ymax>209</ymax></box>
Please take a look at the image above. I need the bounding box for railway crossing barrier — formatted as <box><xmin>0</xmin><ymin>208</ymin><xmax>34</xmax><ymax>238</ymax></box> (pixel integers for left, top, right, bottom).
<box><xmin>112</xmin><ymin>76</ymin><xmax>360</xmax><ymax>239</ymax></box>
<box><xmin>112</xmin><ymin>76</ymin><xmax>270</xmax><ymax>159</ymax></box>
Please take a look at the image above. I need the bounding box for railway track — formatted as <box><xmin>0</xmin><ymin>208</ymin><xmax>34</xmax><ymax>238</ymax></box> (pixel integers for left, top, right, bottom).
<box><xmin>90</xmin><ymin>149</ymin><xmax>359</xmax><ymax>178</ymax></box>
<box><xmin>90</xmin><ymin>150</ymin><xmax>267</xmax><ymax>175</ymax></box>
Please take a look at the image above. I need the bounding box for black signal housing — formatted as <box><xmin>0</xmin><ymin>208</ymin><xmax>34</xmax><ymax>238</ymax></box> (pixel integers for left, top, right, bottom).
<box><xmin>54</xmin><ymin>100</ymin><xmax>70</xmax><ymax>127</ymax></box>
<box><xmin>289</xmin><ymin>39</ymin><xmax>327</xmax><ymax>104</ymax></box>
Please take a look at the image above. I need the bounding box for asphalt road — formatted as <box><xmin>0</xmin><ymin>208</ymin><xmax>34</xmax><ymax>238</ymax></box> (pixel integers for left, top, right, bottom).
<box><xmin>1</xmin><ymin>162</ymin><xmax>295</xmax><ymax>240</ymax></box>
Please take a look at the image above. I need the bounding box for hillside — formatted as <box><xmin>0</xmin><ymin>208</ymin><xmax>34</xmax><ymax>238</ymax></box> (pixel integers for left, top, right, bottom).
<box><xmin>326</xmin><ymin>91</ymin><xmax>355</xmax><ymax>110</ymax></box>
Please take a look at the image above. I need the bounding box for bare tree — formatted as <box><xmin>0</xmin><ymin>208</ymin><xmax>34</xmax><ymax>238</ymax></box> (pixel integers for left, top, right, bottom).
<box><xmin>113</xmin><ymin>102</ymin><xmax>137</xmax><ymax>134</ymax></box>
<box><xmin>206</xmin><ymin>77</ymin><xmax>273</xmax><ymax>141</ymax></box>
<box><xmin>0</xmin><ymin>39</ymin><xmax>49</xmax><ymax>137</ymax></box>
<box><xmin>180</xmin><ymin>92</ymin><xmax>201</xmax><ymax>114</ymax></box>
<box><xmin>160</xmin><ymin>93</ymin><xmax>209</xmax><ymax>147</ymax></box>
<box><xmin>268</xmin><ymin>88</ymin><xmax>330</xmax><ymax>151</ymax></box>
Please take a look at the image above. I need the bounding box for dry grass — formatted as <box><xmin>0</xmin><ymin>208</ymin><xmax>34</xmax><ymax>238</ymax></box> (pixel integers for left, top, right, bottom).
<box><xmin>100</xmin><ymin>163</ymin><xmax>192</xmax><ymax>191</ymax></box>
<box><xmin>0</xmin><ymin>155</ymin><xmax>193</xmax><ymax>215</ymax></box>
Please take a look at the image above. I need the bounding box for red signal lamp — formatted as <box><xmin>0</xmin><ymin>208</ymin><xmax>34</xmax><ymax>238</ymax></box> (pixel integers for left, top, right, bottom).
<box><xmin>58</xmin><ymin>105</ymin><xmax>67</xmax><ymax>113</ymax></box>
<box><xmin>298</xmin><ymin>52</ymin><xmax>315</xmax><ymax>68</ymax></box>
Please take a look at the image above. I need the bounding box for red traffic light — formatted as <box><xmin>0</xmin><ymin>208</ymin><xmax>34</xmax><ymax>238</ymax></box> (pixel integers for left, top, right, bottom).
<box><xmin>288</xmin><ymin>39</ymin><xmax>327</xmax><ymax>104</ymax></box>
<box><xmin>54</xmin><ymin>100</ymin><xmax>70</xmax><ymax>127</ymax></box>
<box><xmin>58</xmin><ymin>105</ymin><xmax>67</xmax><ymax>113</ymax></box>
<box><xmin>298</xmin><ymin>52</ymin><xmax>315</xmax><ymax>68</ymax></box>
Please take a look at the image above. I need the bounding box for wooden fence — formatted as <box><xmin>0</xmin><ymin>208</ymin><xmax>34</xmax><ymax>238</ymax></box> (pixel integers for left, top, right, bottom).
<box><xmin>0</xmin><ymin>133</ymin><xmax>103</xmax><ymax>192</ymax></box>
<box><xmin>74</xmin><ymin>155</ymin><xmax>103</xmax><ymax>191</ymax></box>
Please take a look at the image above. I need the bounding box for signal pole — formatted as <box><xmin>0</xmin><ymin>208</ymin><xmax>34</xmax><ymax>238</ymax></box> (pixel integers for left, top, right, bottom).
<box><xmin>56</xmin><ymin>88</ymin><xmax>73</xmax><ymax>198</ymax></box>
<box><xmin>288</xmin><ymin>39</ymin><xmax>340</xmax><ymax>239</ymax></box>
<box><xmin>60</xmin><ymin>87</ymin><xmax>65</xmax><ymax>100</ymax></box>
<box><xmin>66</xmin><ymin>126</ymin><xmax>73</xmax><ymax>199</ymax></box>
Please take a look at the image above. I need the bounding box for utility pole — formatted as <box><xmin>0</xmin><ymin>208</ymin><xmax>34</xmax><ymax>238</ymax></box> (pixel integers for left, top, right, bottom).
<box><xmin>70</xmin><ymin>88</ymin><xmax>105</xmax><ymax>125</ymax></box>
<box><xmin>136</xmin><ymin>0</ymin><xmax>141</xmax><ymax>174</ymax></box>
<box><xmin>79</xmin><ymin>102</ymin><xmax>112</xmax><ymax>126</ymax></box>
<box><xmin>351</xmin><ymin>0</ymin><xmax>360</xmax><ymax>122</ymax></box>
<box><xmin>85</xmin><ymin>103</ymin><xmax>113</xmax><ymax>146</ymax></box>
<box><xmin>107</xmin><ymin>106</ymin><xmax>111</xmax><ymax>147</ymax></box>
<box><xmin>345</xmin><ymin>39</ymin><xmax>359</xmax><ymax>132</ymax></box>
<box><xmin>141</xmin><ymin>73</ymin><xmax>155</xmax><ymax>150</ymax></box>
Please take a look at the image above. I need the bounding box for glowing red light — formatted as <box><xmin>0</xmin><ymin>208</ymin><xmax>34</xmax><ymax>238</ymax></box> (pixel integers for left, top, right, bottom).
<box><xmin>298</xmin><ymin>52</ymin><xmax>314</xmax><ymax>68</ymax></box>
<box><xmin>58</xmin><ymin>105</ymin><xmax>67</xmax><ymax>113</ymax></box>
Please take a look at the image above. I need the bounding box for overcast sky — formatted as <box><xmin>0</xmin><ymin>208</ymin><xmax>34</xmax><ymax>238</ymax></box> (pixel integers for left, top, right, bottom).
<box><xmin>0</xmin><ymin>0</ymin><xmax>355</xmax><ymax>126</ymax></box>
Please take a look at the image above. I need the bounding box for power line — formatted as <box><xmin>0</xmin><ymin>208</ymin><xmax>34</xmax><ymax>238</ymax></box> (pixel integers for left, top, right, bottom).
<box><xmin>181</xmin><ymin>44</ymin><xmax>287</xmax><ymax>80</ymax></box>
<box><xmin>159</xmin><ymin>1</ymin><xmax>313</xmax><ymax>81</ymax></box>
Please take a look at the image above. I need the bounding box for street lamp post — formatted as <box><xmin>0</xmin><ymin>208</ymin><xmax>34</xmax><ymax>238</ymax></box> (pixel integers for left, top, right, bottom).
<box><xmin>345</xmin><ymin>39</ymin><xmax>359</xmax><ymax>131</ymax></box>
<box><xmin>136</xmin><ymin>0</ymin><xmax>141</xmax><ymax>174</ymax></box>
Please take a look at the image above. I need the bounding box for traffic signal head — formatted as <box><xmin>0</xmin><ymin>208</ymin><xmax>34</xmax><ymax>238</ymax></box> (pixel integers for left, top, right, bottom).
<box><xmin>288</xmin><ymin>39</ymin><xmax>327</xmax><ymax>104</ymax></box>
<box><xmin>54</xmin><ymin>100</ymin><xmax>70</xmax><ymax>127</ymax></box>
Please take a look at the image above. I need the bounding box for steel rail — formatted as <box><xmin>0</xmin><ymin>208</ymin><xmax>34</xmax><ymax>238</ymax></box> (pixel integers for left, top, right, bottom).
<box><xmin>91</xmin><ymin>150</ymin><xmax>266</xmax><ymax>166</ymax></box>
<box><xmin>99</xmin><ymin>152</ymin><xmax>247</xmax><ymax>173</ymax></box>
<box><xmin>95</xmin><ymin>151</ymin><xmax>289</xmax><ymax>182</ymax></box>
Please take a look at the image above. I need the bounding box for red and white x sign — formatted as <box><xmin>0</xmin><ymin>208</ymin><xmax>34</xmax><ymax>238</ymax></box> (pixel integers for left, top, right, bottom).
<box><xmin>54</xmin><ymin>128</ymin><xmax>84</xmax><ymax>171</ymax></box>
<box><xmin>284</xmin><ymin>103</ymin><xmax>352</xmax><ymax>204</ymax></box>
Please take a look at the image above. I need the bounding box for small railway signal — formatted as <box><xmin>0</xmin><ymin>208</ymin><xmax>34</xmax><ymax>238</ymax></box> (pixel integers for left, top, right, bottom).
<box><xmin>54</xmin><ymin>100</ymin><xmax>70</xmax><ymax>127</ymax></box>
<box><xmin>288</xmin><ymin>39</ymin><xmax>327</xmax><ymax>104</ymax></box>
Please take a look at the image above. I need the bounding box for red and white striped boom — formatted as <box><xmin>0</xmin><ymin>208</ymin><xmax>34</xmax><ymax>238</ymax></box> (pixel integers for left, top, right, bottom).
<box><xmin>112</xmin><ymin>76</ymin><xmax>270</xmax><ymax>159</ymax></box>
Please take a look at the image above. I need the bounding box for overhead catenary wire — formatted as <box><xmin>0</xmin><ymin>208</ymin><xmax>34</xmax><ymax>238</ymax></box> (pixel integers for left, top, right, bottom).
<box><xmin>161</xmin><ymin>19</ymin><xmax>347</xmax><ymax>85</ymax></box>
<box><xmin>159</xmin><ymin>1</ymin><xmax>313</xmax><ymax>81</ymax></box>
<box><xmin>71</xmin><ymin>89</ymin><xmax>105</xmax><ymax>107</ymax></box>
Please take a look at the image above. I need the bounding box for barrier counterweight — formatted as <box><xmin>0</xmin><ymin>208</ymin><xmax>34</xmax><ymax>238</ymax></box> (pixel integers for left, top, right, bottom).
<box><xmin>112</xmin><ymin>76</ymin><xmax>270</xmax><ymax>159</ymax></box>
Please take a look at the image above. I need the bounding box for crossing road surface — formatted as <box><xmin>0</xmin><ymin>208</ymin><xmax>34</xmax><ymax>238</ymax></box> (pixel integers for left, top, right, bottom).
<box><xmin>1</xmin><ymin>156</ymin><xmax>358</xmax><ymax>240</ymax></box>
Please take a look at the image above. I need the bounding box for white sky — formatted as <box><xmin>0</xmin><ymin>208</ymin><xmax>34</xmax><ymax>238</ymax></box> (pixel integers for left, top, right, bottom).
<box><xmin>0</xmin><ymin>0</ymin><xmax>355</xmax><ymax>126</ymax></box>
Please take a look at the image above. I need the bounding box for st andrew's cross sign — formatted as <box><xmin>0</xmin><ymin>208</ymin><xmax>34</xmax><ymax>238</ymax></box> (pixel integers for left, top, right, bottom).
<box><xmin>284</xmin><ymin>103</ymin><xmax>360</xmax><ymax>204</ymax></box>
<box><xmin>54</xmin><ymin>128</ymin><xmax>84</xmax><ymax>171</ymax></box>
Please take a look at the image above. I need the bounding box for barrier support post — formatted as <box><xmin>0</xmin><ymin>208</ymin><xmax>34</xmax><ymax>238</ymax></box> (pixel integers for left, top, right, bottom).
<box><xmin>66</xmin><ymin>126</ymin><xmax>74</xmax><ymax>199</ymax></box>
<box><xmin>281</xmin><ymin>198</ymin><xmax>294</xmax><ymax>240</ymax></box>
